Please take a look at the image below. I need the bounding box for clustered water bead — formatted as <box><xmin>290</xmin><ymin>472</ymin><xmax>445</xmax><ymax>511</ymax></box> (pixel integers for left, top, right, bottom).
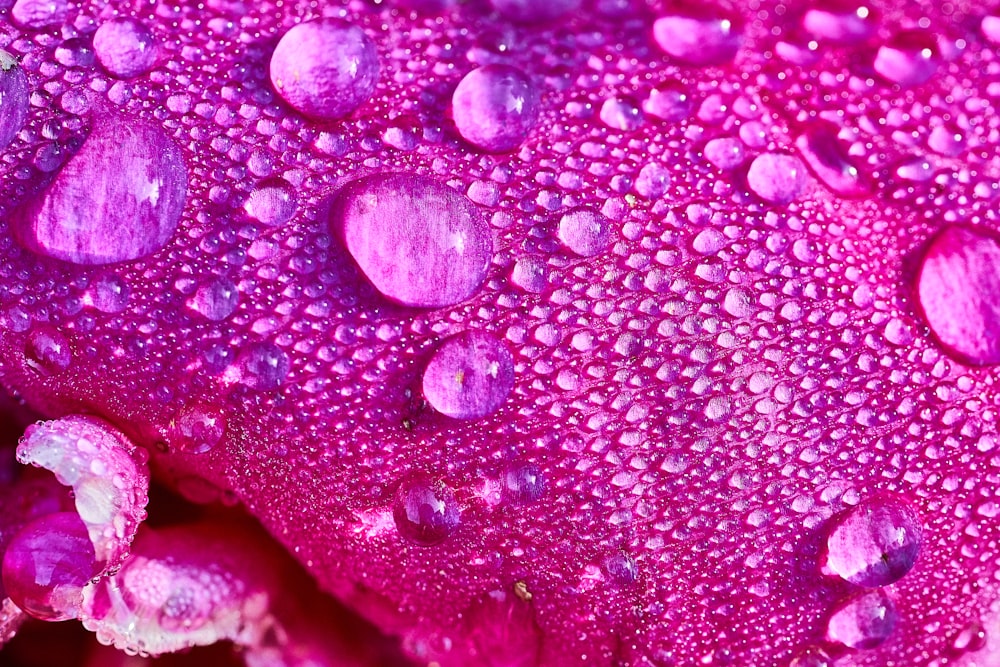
<box><xmin>451</xmin><ymin>65</ymin><xmax>541</xmax><ymax>153</ymax></box>
<box><xmin>824</xmin><ymin>495</ymin><xmax>923</xmax><ymax>588</ymax></box>
<box><xmin>268</xmin><ymin>19</ymin><xmax>379</xmax><ymax>120</ymax></box>
<box><xmin>92</xmin><ymin>18</ymin><xmax>157</xmax><ymax>79</ymax></box>
<box><xmin>422</xmin><ymin>331</ymin><xmax>515</xmax><ymax>420</ymax></box>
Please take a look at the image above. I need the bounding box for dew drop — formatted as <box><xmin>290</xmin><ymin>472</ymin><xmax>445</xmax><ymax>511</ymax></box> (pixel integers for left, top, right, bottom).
<box><xmin>235</xmin><ymin>342</ymin><xmax>290</xmax><ymax>391</ymax></box>
<box><xmin>269</xmin><ymin>19</ymin><xmax>379</xmax><ymax>120</ymax></box>
<box><xmin>422</xmin><ymin>330</ymin><xmax>514</xmax><ymax>420</ymax></box>
<box><xmin>746</xmin><ymin>153</ymin><xmax>807</xmax><ymax>205</ymax></box>
<box><xmin>393</xmin><ymin>475</ymin><xmax>461</xmax><ymax>546</ymax></box>
<box><xmin>452</xmin><ymin>65</ymin><xmax>540</xmax><ymax>153</ymax></box>
<box><xmin>802</xmin><ymin>2</ymin><xmax>877</xmax><ymax>44</ymax></box>
<box><xmin>643</xmin><ymin>85</ymin><xmax>692</xmax><ymax>122</ymax></box>
<box><xmin>558</xmin><ymin>208</ymin><xmax>612</xmax><ymax>257</ymax></box>
<box><xmin>704</xmin><ymin>137</ymin><xmax>745</xmax><ymax>170</ymax></box>
<box><xmin>603</xmin><ymin>552</ymin><xmax>638</xmax><ymax>588</ymax></box>
<box><xmin>12</xmin><ymin>111</ymin><xmax>187</xmax><ymax>265</ymax></box>
<box><xmin>11</xmin><ymin>0</ymin><xmax>67</xmax><ymax>29</ymax></box>
<box><xmin>0</xmin><ymin>50</ymin><xmax>30</xmax><ymax>151</ymax></box>
<box><xmin>824</xmin><ymin>495</ymin><xmax>922</xmax><ymax>587</ymax></box>
<box><xmin>510</xmin><ymin>255</ymin><xmax>548</xmax><ymax>293</ymax></box>
<box><xmin>916</xmin><ymin>226</ymin><xmax>1000</xmax><ymax>366</ymax></box>
<box><xmin>331</xmin><ymin>173</ymin><xmax>493</xmax><ymax>308</ymax></box>
<box><xmin>873</xmin><ymin>30</ymin><xmax>940</xmax><ymax>87</ymax></box>
<box><xmin>93</xmin><ymin>18</ymin><xmax>157</xmax><ymax>79</ymax></box>
<box><xmin>789</xmin><ymin>646</ymin><xmax>832</xmax><ymax>667</ymax></box>
<box><xmin>244</xmin><ymin>179</ymin><xmax>298</xmax><ymax>227</ymax></box>
<box><xmin>489</xmin><ymin>0</ymin><xmax>581</xmax><ymax>23</ymax></box>
<box><xmin>88</xmin><ymin>274</ymin><xmax>130</xmax><ymax>313</ymax></box>
<box><xmin>187</xmin><ymin>278</ymin><xmax>239</xmax><ymax>322</ymax></box>
<box><xmin>951</xmin><ymin>622</ymin><xmax>987</xmax><ymax>655</ymax></box>
<box><xmin>634</xmin><ymin>163</ymin><xmax>671</xmax><ymax>199</ymax></box>
<box><xmin>795</xmin><ymin>122</ymin><xmax>871</xmax><ymax>198</ymax></box>
<box><xmin>25</xmin><ymin>328</ymin><xmax>71</xmax><ymax>375</ymax></box>
<box><xmin>653</xmin><ymin>6</ymin><xmax>743</xmax><ymax>66</ymax></box>
<box><xmin>983</xmin><ymin>15</ymin><xmax>1000</xmax><ymax>45</ymax></box>
<box><xmin>600</xmin><ymin>97</ymin><xmax>643</xmax><ymax>132</ymax></box>
<box><xmin>169</xmin><ymin>403</ymin><xmax>226</xmax><ymax>455</ymax></box>
<box><xmin>503</xmin><ymin>462</ymin><xmax>545</xmax><ymax>504</ymax></box>
<box><xmin>825</xmin><ymin>590</ymin><xmax>898</xmax><ymax>650</ymax></box>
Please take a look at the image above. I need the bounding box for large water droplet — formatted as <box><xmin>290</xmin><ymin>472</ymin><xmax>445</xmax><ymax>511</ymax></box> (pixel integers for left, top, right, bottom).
<box><xmin>88</xmin><ymin>274</ymin><xmax>130</xmax><ymax>313</ymax></box>
<box><xmin>393</xmin><ymin>475</ymin><xmax>461</xmax><ymax>546</ymax></box>
<box><xmin>2</xmin><ymin>512</ymin><xmax>99</xmax><ymax>621</ymax></box>
<box><xmin>12</xmin><ymin>111</ymin><xmax>187</xmax><ymax>265</ymax></box>
<box><xmin>188</xmin><ymin>278</ymin><xmax>239</xmax><ymax>322</ymax></box>
<box><xmin>0</xmin><ymin>51</ymin><xmax>30</xmax><ymax>151</ymax></box>
<box><xmin>422</xmin><ymin>330</ymin><xmax>514</xmax><ymax>420</ymax></box>
<box><xmin>503</xmin><ymin>461</ymin><xmax>545</xmax><ymax>504</ymax></box>
<box><xmin>331</xmin><ymin>173</ymin><xmax>493</xmax><ymax>308</ymax></box>
<box><xmin>825</xmin><ymin>590</ymin><xmax>898</xmax><ymax>650</ymax></box>
<box><xmin>558</xmin><ymin>208</ymin><xmax>612</xmax><ymax>257</ymax></box>
<box><xmin>244</xmin><ymin>179</ymin><xmax>298</xmax><ymax>226</ymax></box>
<box><xmin>510</xmin><ymin>255</ymin><xmax>548</xmax><ymax>293</ymax></box>
<box><xmin>489</xmin><ymin>0</ymin><xmax>581</xmax><ymax>23</ymax></box>
<box><xmin>653</xmin><ymin>6</ymin><xmax>743</xmax><ymax>66</ymax></box>
<box><xmin>93</xmin><ymin>18</ymin><xmax>157</xmax><ymax>79</ymax></box>
<box><xmin>452</xmin><ymin>65</ymin><xmax>540</xmax><ymax>153</ymax></box>
<box><xmin>873</xmin><ymin>30</ymin><xmax>940</xmax><ymax>87</ymax></box>
<box><xmin>11</xmin><ymin>0</ymin><xmax>67</xmax><ymax>29</ymax></box>
<box><xmin>169</xmin><ymin>403</ymin><xmax>226</xmax><ymax>455</ymax></box>
<box><xmin>823</xmin><ymin>495</ymin><xmax>922</xmax><ymax>587</ymax></box>
<box><xmin>269</xmin><ymin>19</ymin><xmax>379</xmax><ymax>120</ymax></box>
<box><xmin>795</xmin><ymin>122</ymin><xmax>871</xmax><ymax>198</ymax></box>
<box><xmin>917</xmin><ymin>226</ymin><xmax>1000</xmax><ymax>366</ymax></box>
<box><xmin>235</xmin><ymin>342</ymin><xmax>290</xmax><ymax>390</ymax></box>
<box><xmin>746</xmin><ymin>153</ymin><xmax>807</xmax><ymax>204</ymax></box>
<box><xmin>802</xmin><ymin>2</ymin><xmax>877</xmax><ymax>44</ymax></box>
<box><xmin>25</xmin><ymin>328</ymin><xmax>71</xmax><ymax>375</ymax></box>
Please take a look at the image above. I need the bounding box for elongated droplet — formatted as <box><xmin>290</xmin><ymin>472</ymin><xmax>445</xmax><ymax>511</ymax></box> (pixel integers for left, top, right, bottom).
<box><xmin>826</xmin><ymin>590</ymin><xmax>898</xmax><ymax>650</ymax></box>
<box><xmin>423</xmin><ymin>330</ymin><xmax>514</xmax><ymax>420</ymax></box>
<box><xmin>0</xmin><ymin>51</ymin><xmax>30</xmax><ymax>151</ymax></box>
<box><xmin>824</xmin><ymin>495</ymin><xmax>922</xmax><ymax>587</ymax></box>
<box><xmin>269</xmin><ymin>19</ymin><xmax>379</xmax><ymax>120</ymax></box>
<box><xmin>653</xmin><ymin>6</ymin><xmax>743</xmax><ymax>66</ymax></box>
<box><xmin>12</xmin><ymin>111</ymin><xmax>187</xmax><ymax>265</ymax></box>
<box><xmin>93</xmin><ymin>18</ymin><xmax>157</xmax><ymax>79</ymax></box>
<box><xmin>452</xmin><ymin>65</ymin><xmax>540</xmax><ymax>153</ymax></box>
<box><xmin>11</xmin><ymin>0</ymin><xmax>67</xmax><ymax>29</ymax></box>
<box><xmin>802</xmin><ymin>2</ymin><xmax>877</xmax><ymax>44</ymax></box>
<box><xmin>746</xmin><ymin>153</ymin><xmax>807</xmax><ymax>204</ymax></box>
<box><xmin>917</xmin><ymin>226</ymin><xmax>1000</xmax><ymax>365</ymax></box>
<box><xmin>795</xmin><ymin>122</ymin><xmax>871</xmax><ymax>198</ymax></box>
<box><xmin>331</xmin><ymin>173</ymin><xmax>493</xmax><ymax>308</ymax></box>
<box><xmin>874</xmin><ymin>30</ymin><xmax>940</xmax><ymax>87</ymax></box>
<box><xmin>393</xmin><ymin>475</ymin><xmax>461</xmax><ymax>546</ymax></box>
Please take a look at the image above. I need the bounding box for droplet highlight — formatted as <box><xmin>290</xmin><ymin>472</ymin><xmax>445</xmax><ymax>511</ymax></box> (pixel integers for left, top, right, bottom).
<box><xmin>824</xmin><ymin>495</ymin><xmax>922</xmax><ymax>588</ymax></box>
<box><xmin>653</xmin><ymin>7</ymin><xmax>743</xmax><ymax>66</ymax></box>
<box><xmin>825</xmin><ymin>590</ymin><xmax>898</xmax><ymax>650</ymax></box>
<box><xmin>393</xmin><ymin>475</ymin><xmax>461</xmax><ymax>546</ymax></box>
<box><xmin>452</xmin><ymin>65</ymin><xmax>540</xmax><ymax>153</ymax></box>
<box><xmin>93</xmin><ymin>18</ymin><xmax>157</xmax><ymax>79</ymax></box>
<box><xmin>422</xmin><ymin>330</ymin><xmax>515</xmax><ymax>420</ymax></box>
<box><xmin>0</xmin><ymin>50</ymin><xmax>30</xmax><ymax>151</ymax></box>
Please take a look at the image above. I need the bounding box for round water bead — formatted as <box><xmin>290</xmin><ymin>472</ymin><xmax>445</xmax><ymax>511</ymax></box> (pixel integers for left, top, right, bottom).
<box><xmin>824</xmin><ymin>495</ymin><xmax>922</xmax><ymax>587</ymax></box>
<box><xmin>452</xmin><ymin>65</ymin><xmax>540</xmax><ymax>153</ymax></box>
<box><xmin>243</xmin><ymin>179</ymin><xmax>298</xmax><ymax>226</ymax></box>
<box><xmin>746</xmin><ymin>153</ymin><xmax>807</xmax><ymax>204</ymax></box>
<box><xmin>93</xmin><ymin>18</ymin><xmax>157</xmax><ymax>79</ymax></box>
<box><xmin>393</xmin><ymin>475</ymin><xmax>461</xmax><ymax>546</ymax></box>
<box><xmin>873</xmin><ymin>30</ymin><xmax>940</xmax><ymax>87</ymax></box>
<box><xmin>558</xmin><ymin>209</ymin><xmax>612</xmax><ymax>257</ymax></box>
<box><xmin>653</xmin><ymin>6</ymin><xmax>743</xmax><ymax>66</ymax></box>
<box><xmin>826</xmin><ymin>590</ymin><xmax>898</xmax><ymax>650</ymax></box>
<box><xmin>422</xmin><ymin>330</ymin><xmax>515</xmax><ymax>420</ymax></box>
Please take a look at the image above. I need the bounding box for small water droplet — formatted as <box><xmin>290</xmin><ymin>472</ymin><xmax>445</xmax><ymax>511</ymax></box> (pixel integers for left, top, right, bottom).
<box><xmin>795</xmin><ymin>122</ymin><xmax>871</xmax><ymax>198</ymax></box>
<box><xmin>802</xmin><ymin>2</ymin><xmax>877</xmax><ymax>44</ymax></box>
<box><xmin>88</xmin><ymin>274</ymin><xmax>130</xmax><ymax>314</ymax></box>
<box><xmin>11</xmin><ymin>0</ymin><xmax>67</xmax><ymax>29</ymax></box>
<box><xmin>599</xmin><ymin>97</ymin><xmax>643</xmax><ymax>132</ymax></box>
<box><xmin>243</xmin><ymin>179</ymin><xmax>298</xmax><ymax>227</ymax></box>
<box><xmin>603</xmin><ymin>552</ymin><xmax>638</xmax><ymax>588</ymax></box>
<box><xmin>634</xmin><ymin>163</ymin><xmax>671</xmax><ymax>199</ymax></box>
<box><xmin>825</xmin><ymin>590</ymin><xmax>898</xmax><ymax>650</ymax></box>
<box><xmin>704</xmin><ymin>137</ymin><xmax>745</xmax><ymax>170</ymax></box>
<box><xmin>503</xmin><ymin>462</ymin><xmax>545</xmax><ymax>504</ymax></box>
<box><xmin>510</xmin><ymin>255</ymin><xmax>548</xmax><ymax>293</ymax></box>
<box><xmin>746</xmin><ymin>153</ymin><xmax>807</xmax><ymax>204</ymax></box>
<box><xmin>188</xmin><ymin>278</ymin><xmax>239</xmax><ymax>321</ymax></box>
<box><xmin>269</xmin><ymin>19</ymin><xmax>379</xmax><ymax>120</ymax></box>
<box><xmin>25</xmin><ymin>328</ymin><xmax>71</xmax><ymax>375</ymax></box>
<box><xmin>558</xmin><ymin>208</ymin><xmax>612</xmax><ymax>257</ymax></box>
<box><xmin>452</xmin><ymin>64</ymin><xmax>540</xmax><ymax>153</ymax></box>
<box><xmin>93</xmin><ymin>18</ymin><xmax>157</xmax><ymax>79</ymax></box>
<box><xmin>422</xmin><ymin>330</ymin><xmax>514</xmax><ymax>420</ymax></box>
<box><xmin>873</xmin><ymin>30</ymin><xmax>940</xmax><ymax>87</ymax></box>
<box><xmin>951</xmin><ymin>622</ymin><xmax>987</xmax><ymax>655</ymax></box>
<box><xmin>643</xmin><ymin>85</ymin><xmax>692</xmax><ymax>122</ymax></box>
<box><xmin>823</xmin><ymin>494</ymin><xmax>922</xmax><ymax>587</ymax></box>
<box><xmin>393</xmin><ymin>475</ymin><xmax>461</xmax><ymax>546</ymax></box>
<box><xmin>653</xmin><ymin>6</ymin><xmax>743</xmax><ymax>66</ymax></box>
<box><xmin>169</xmin><ymin>403</ymin><xmax>226</xmax><ymax>455</ymax></box>
<box><xmin>235</xmin><ymin>342</ymin><xmax>290</xmax><ymax>391</ymax></box>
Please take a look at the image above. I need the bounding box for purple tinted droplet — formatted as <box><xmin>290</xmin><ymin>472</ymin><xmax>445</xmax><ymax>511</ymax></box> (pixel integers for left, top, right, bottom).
<box><xmin>169</xmin><ymin>403</ymin><xmax>226</xmax><ymax>454</ymax></box>
<box><xmin>823</xmin><ymin>495</ymin><xmax>922</xmax><ymax>588</ymax></box>
<box><xmin>2</xmin><ymin>512</ymin><xmax>99</xmax><ymax>621</ymax></box>
<box><xmin>93</xmin><ymin>18</ymin><xmax>157</xmax><ymax>79</ymax></box>
<box><xmin>393</xmin><ymin>475</ymin><xmax>461</xmax><ymax>546</ymax></box>
<box><xmin>269</xmin><ymin>19</ymin><xmax>379</xmax><ymax>120</ymax></box>
<box><xmin>603</xmin><ymin>553</ymin><xmax>638</xmax><ymax>588</ymax></box>
<box><xmin>244</xmin><ymin>179</ymin><xmax>298</xmax><ymax>226</ymax></box>
<box><xmin>331</xmin><ymin>173</ymin><xmax>493</xmax><ymax>309</ymax></box>
<box><xmin>825</xmin><ymin>590</ymin><xmax>898</xmax><ymax>650</ymax></box>
<box><xmin>634</xmin><ymin>163</ymin><xmax>671</xmax><ymax>199</ymax></box>
<box><xmin>653</xmin><ymin>6</ymin><xmax>743</xmax><ymax>66</ymax></box>
<box><xmin>873</xmin><ymin>30</ymin><xmax>940</xmax><ymax>87</ymax></box>
<box><xmin>916</xmin><ymin>226</ymin><xmax>1000</xmax><ymax>366</ymax></box>
<box><xmin>12</xmin><ymin>111</ymin><xmax>187</xmax><ymax>265</ymax></box>
<box><xmin>188</xmin><ymin>278</ymin><xmax>239</xmax><ymax>321</ymax></box>
<box><xmin>452</xmin><ymin>65</ymin><xmax>541</xmax><ymax>153</ymax></box>
<box><xmin>25</xmin><ymin>328</ymin><xmax>71</xmax><ymax>375</ymax></box>
<box><xmin>983</xmin><ymin>15</ymin><xmax>1000</xmax><ymax>45</ymax></box>
<box><xmin>0</xmin><ymin>51</ymin><xmax>30</xmax><ymax>151</ymax></box>
<box><xmin>704</xmin><ymin>137</ymin><xmax>745</xmax><ymax>170</ymax></box>
<box><xmin>558</xmin><ymin>208</ymin><xmax>612</xmax><ymax>257</ymax></box>
<box><xmin>600</xmin><ymin>97</ymin><xmax>643</xmax><ymax>132</ymax></box>
<box><xmin>236</xmin><ymin>342</ymin><xmax>290</xmax><ymax>390</ymax></box>
<box><xmin>422</xmin><ymin>330</ymin><xmax>514</xmax><ymax>420</ymax></box>
<box><xmin>643</xmin><ymin>85</ymin><xmax>692</xmax><ymax>122</ymax></box>
<box><xmin>801</xmin><ymin>2</ymin><xmax>877</xmax><ymax>44</ymax></box>
<box><xmin>88</xmin><ymin>274</ymin><xmax>130</xmax><ymax>313</ymax></box>
<box><xmin>11</xmin><ymin>0</ymin><xmax>67</xmax><ymax>29</ymax></box>
<box><xmin>746</xmin><ymin>153</ymin><xmax>807</xmax><ymax>204</ymax></box>
<box><xmin>795</xmin><ymin>122</ymin><xmax>871</xmax><ymax>198</ymax></box>
<box><xmin>489</xmin><ymin>0</ymin><xmax>581</xmax><ymax>23</ymax></box>
<box><xmin>503</xmin><ymin>462</ymin><xmax>545</xmax><ymax>504</ymax></box>
<box><xmin>510</xmin><ymin>255</ymin><xmax>548</xmax><ymax>293</ymax></box>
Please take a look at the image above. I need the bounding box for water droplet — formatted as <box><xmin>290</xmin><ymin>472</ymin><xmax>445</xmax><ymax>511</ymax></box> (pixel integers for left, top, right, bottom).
<box><xmin>558</xmin><ymin>208</ymin><xmax>612</xmax><ymax>257</ymax></box>
<box><xmin>653</xmin><ymin>6</ymin><xmax>743</xmax><ymax>66</ymax></box>
<box><xmin>643</xmin><ymin>85</ymin><xmax>692</xmax><ymax>122</ymax></box>
<box><xmin>603</xmin><ymin>552</ymin><xmax>638</xmax><ymax>588</ymax></box>
<box><xmin>927</xmin><ymin>125</ymin><xmax>965</xmax><ymax>157</ymax></box>
<box><xmin>824</xmin><ymin>495</ymin><xmax>922</xmax><ymax>587</ymax></box>
<box><xmin>802</xmin><ymin>2</ymin><xmax>877</xmax><ymax>44</ymax></box>
<box><xmin>244</xmin><ymin>179</ymin><xmax>298</xmax><ymax>226</ymax></box>
<box><xmin>600</xmin><ymin>97</ymin><xmax>643</xmax><ymax>132</ymax></box>
<box><xmin>489</xmin><ymin>0</ymin><xmax>581</xmax><ymax>23</ymax></box>
<box><xmin>393</xmin><ymin>475</ymin><xmax>461</xmax><ymax>546</ymax></box>
<box><xmin>789</xmin><ymin>646</ymin><xmax>832</xmax><ymax>667</ymax></box>
<box><xmin>825</xmin><ymin>590</ymin><xmax>898</xmax><ymax>650</ymax></box>
<box><xmin>704</xmin><ymin>137</ymin><xmax>745</xmax><ymax>170</ymax></box>
<box><xmin>12</xmin><ymin>111</ymin><xmax>187</xmax><ymax>265</ymax></box>
<box><xmin>331</xmin><ymin>173</ymin><xmax>493</xmax><ymax>308</ymax></box>
<box><xmin>188</xmin><ymin>278</ymin><xmax>239</xmax><ymax>322</ymax></box>
<box><xmin>269</xmin><ymin>19</ymin><xmax>379</xmax><ymax>120</ymax></box>
<box><xmin>983</xmin><ymin>15</ymin><xmax>1000</xmax><ymax>45</ymax></box>
<box><xmin>169</xmin><ymin>403</ymin><xmax>226</xmax><ymax>455</ymax></box>
<box><xmin>503</xmin><ymin>462</ymin><xmax>545</xmax><ymax>503</ymax></box>
<box><xmin>795</xmin><ymin>122</ymin><xmax>870</xmax><ymax>198</ymax></box>
<box><xmin>88</xmin><ymin>274</ymin><xmax>130</xmax><ymax>313</ymax></box>
<box><xmin>917</xmin><ymin>226</ymin><xmax>1000</xmax><ymax>366</ymax></box>
<box><xmin>422</xmin><ymin>330</ymin><xmax>514</xmax><ymax>420</ymax></box>
<box><xmin>0</xmin><ymin>51</ymin><xmax>30</xmax><ymax>151</ymax></box>
<box><xmin>452</xmin><ymin>65</ymin><xmax>540</xmax><ymax>153</ymax></box>
<box><xmin>11</xmin><ymin>0</ymin><xmax>67</xmax><ymax>29</ymax></box>
<box><xmin>746</xmin><ymin>153</ymin><xmax>807</xmax><ymax>204</ymax></box>
<box><xmin>873</xmin><ymin>30</ymin><xmax>940</xmax><ymax>87</ymax></box>
<box><xmin>93</xmin><ymin>18</ymin><xmax>157</xmax><ymax>79</ymax></box>
<box><xmin>236</xmin><ymin>342</ymin><xmax>290</xmax><ymax>391</ymax></box>
<box><xmin>510</xmin><ymin>255</ymin><xmax>548</xmax><ymax>293</ymax></box>
<box><xmin>25</xmin><ymin>328</ymin><xmax>71</xmax><ymax>375</ymax></box>
<box><xmin>894</xmin><ymin>157</ymin><xmax>935</xmax><ymax>182</ymax></box>
<box><xmin>951</xmin><ymin>622</ymin><xmax>987</xmax><ymax>654</ymax></box>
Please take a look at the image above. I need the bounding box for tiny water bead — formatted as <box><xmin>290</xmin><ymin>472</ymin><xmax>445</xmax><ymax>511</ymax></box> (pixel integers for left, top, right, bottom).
<box><xmin>873</xmin><ymin>30</ymin><xmax>940</xmax><ymax>87</ymax></box>
<box><xmin>451</xmin><ymin>65</ymin><xmax>541</xmax><ymax>153</ymax></box>
<box><xmin>488</xmin><ymin>0</ymin><xmax>581</xmax><ymax>23</ymax></box>
<box><xmin>269</xmin><ymin>19</ymin><xmax>379</xmax><ymax>120</ymax></box>
<box><xmin>823</xmin><ymin>495</ymin><xmax>922</xmax><ymax>588</ymax></box>
<box><xmin>392</xmin><ymin>475</ymin><xmax>461</xmax><ymax>546</ymax></box>
<box><xmin>746</xmin><ymin>153</ymin><xmax>807</xmax><ymax>205</ymax></box>
<box><xmin>917</xmin><ymin>226</ymin><xmax>1000</xmax><ymax>366</ymax></box>
<box><xmin>187</xmin><ymin>278</ymin><xmax>239</xmax><ymax>322</ymax></box>
<box><xmin>2</xmin><ymin>512</ymin><xmax>99</xmax><ymax>621</ymax></box>
<box><xmin>331</xmin><ymin>173</ymin><xmax>493</xmax><ymax>308</ymax></box>
<box><xmin>93</xmin><ymin>18</ymin><xmax>157</xmax><ymax>79</ymax></box>
<box><xmin>652</xmin><ymin>7</ymin><xmax>743</xmax><ymax>66</ymax></box>
<box><xmin>558</xmin><ymin>208</ymin><xmax>612</xmax><ymax>257</ymax></box>
<box><xmin>243</xmin><ymin>179</ymin><xmax>298</xmax><ymax>226</ymax></box>
<box><xmin>825</xmin><ymin>590</ymin><xmax>898</xmax><ymax>650</ymax></box>
<box><xmin>0</xmin><ymin>50</ymin><xmax>29</xmax><ymax>151</ymax></box>
<box><xmin>422</xmin><ymin>330</ymin><xmax>515</xmax><ymax>420</ymax></box>
<box><xmin>12</xmin><ymin>112</ymin><xmax>187</xmax><ymax>265</ymax></box>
